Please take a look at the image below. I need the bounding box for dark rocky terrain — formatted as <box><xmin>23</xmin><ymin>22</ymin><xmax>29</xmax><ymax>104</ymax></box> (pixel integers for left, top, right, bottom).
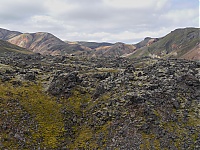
<box><xmin>0</xmin><ymin>49</ymin><xmax>199</xmax><ymax>149</ymax></box>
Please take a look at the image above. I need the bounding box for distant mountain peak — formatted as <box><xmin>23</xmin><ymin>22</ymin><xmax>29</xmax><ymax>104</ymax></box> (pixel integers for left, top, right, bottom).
<box><xmin>0</xmin><ymin>29</ymin><xmax>89</xmax><ymax>55</ymax></box>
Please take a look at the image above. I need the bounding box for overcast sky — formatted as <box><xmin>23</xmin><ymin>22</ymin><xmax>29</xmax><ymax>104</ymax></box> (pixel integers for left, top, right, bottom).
<box><xmin>0</xmin><ymin>0</ymin><xmax>199</xmax><ymax>43</ymax></box>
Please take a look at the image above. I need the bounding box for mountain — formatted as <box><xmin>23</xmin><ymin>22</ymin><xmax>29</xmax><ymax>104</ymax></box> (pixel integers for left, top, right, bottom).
<box><xmin>8</xmin><ymin>32</ymin><xmax>90</xmax><ymax>55</ymax></box>
<box><xmin>0</xmin><ymin>27</ymin><xmax>199</xmax><ymax>59</ymax></box>
<box><xmin>0</xmin><ymin>28</ymin><xmax>91</xmax><ymax>56</ymax></box>
<box><xmin>93</xmin><ymin>42</ymin><xmax>137</xmax><ymax>57</ymax></box>
<box><xmin>0</xmin><ymin>28</ymin><xmax>22</xmax><ymax>40</ymax></box>
<box><xmin>65</xmin><ymin>41</ymin><xmax>136</xmax><ymax>57</ymax></box>
<box><xmin>0</xmin><ymin>39</ymin><xmax>32</xmax><ymax>54</ymax></box>
<box><xmin>134</xmin><ymin>37</ymin><xmax>159</xmax><ymax>49</ymax></box>
<box><xmin>180</xmin><ymin>43</ymin><xmax>200</xmax><ymax>60</ymax></box>
<box><xmin>0</xmin><ymin>28</ymin><xmax>136</xmax><ymax>57</ymax></box>
<box><xmin>77</xmin><ymin>41</ymin><xmax>113</xmax><ymax>49</ymax></box>
<box><xmin>129</xmin><ymin>28</ymin><xmax>200</xmax><ymax>60</ymax></box>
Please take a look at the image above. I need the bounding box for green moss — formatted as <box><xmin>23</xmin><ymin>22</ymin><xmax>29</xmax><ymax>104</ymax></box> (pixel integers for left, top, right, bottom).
<box><xmin>141</xmin><ymin>133</ymin><xmax>153</xmax><ymax>150</ymax></box>
<box><xmin>140</xmin><ymin>133</ymin><xmax>161</xmax><ymax>150</ymax></box>
<box><xmin>64</xmin><ymin>89</ymin><xmax>111</xmax><ymax>149</ymax></box>
<box><xmin>0</xmin><ymin>81</ymin><xmax>65</xmax><ymax>149</ymax></box>
<box><xmin>153</xmin><ymin>110</ymin><xmax>161</xmax><ymax>118</ymax></box>
<box><xmin>96</xmin><ymin>121</ymin><xmax>111</xmax><ymax>146</ymax></box>
<box><xmin>65</xmin><ymin>89</ymin><xmax>92</xmax><ymax>115</ymax></box>
<box><xmin>69</xmin><ymin>126</ymin><xmax>98</xmax><ymax>149</ymax></box>
<box><xmin>99</xmin><ymin>93</ymin><xmax>111</xmax><ymax>101</ymax></box>
<box><xmin>154</xmin><ymin>139</ymin><xmax>161</xmax><ymax>150</ymax></box>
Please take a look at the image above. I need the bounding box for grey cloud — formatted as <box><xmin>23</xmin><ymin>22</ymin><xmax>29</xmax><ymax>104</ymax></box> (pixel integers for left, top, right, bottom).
<box><xmin>0</xmin><ymin>0</ymin><xmax>198</xmax><ymax>43</ymax></box>
<box><xmin>0</xmin><ymin>0</ymin><xmax>46</xmax><ymax>22</ymax></box>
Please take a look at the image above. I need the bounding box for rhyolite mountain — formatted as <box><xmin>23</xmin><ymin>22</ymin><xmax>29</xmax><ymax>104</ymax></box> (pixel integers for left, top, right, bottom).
<box><xmin>0</xmin><ymin>27</ymin><xmax>199</xmax><ymax>59</ymax></box>
<box><xmin>93</xmin><ymin>42</ymin><xmax>137</xmax><ymax>57</ymax></box>
<box><xmin>66</xmin><ymin>41</ymin><xmax>114</xmax><ymax>49</ymax></box>
<box><xmin>129</xmin><ymin>27</ymin><xmax>200</xmax><ymax>60</ymax></box>
<box><xmin>0</xmin><ymin>28</ymin><xmax>91</xmax><ymax>55</ymax></box>
<box><xmin>7</xmin><ymin>32</ymin><xmax>91</xmax><ymax>55</ymax></box>
<box><xmin>66</xmin><ymin>41</ymin><xmax>137</xmax><ymax>57</ymax></box>
<box><xmin>0</xmin><ymin>28</ymin><xmax>137</xmax><ymax>57</ymax></box>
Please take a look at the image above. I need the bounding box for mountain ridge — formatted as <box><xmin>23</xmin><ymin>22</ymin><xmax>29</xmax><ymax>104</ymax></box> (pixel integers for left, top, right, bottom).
<box><xmin>0</xmin><ymin>28</ymin><xmax>22</xmax><ymax>40</ymax></box>
<box><xmin>0</xmin><ymin>27</ymin><xmax>199</xmax><ymax>60</ymax></box>
<box><xmin>129</xmin><ymin>27</ymin><xmax>199</xmax><ymax>60</ymax></box>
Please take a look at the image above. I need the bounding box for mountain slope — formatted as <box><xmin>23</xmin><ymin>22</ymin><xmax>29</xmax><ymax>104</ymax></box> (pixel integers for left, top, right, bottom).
<box><xmin>93</xmin><ymin>42</ymin><xmax>136</xmax><ymax>57</ymax></box>
<box><xmin>129</xmin><ymin>28</ymin><xmax>199</xmax><ymax>60</ymax></box>
<box><xmin>180</xmin><ymin>43</ymin><xmax>200</xmax><ymax>60</ymax></box>
<box><xmin>76</xmin><ymin>41</ymin><xmax>113</xmax><ymax>49</ymax></box>
<box><xmin>134</xmin><ymin>37</ymin><xmax>159</xmax><ymax>49</ymax></box>
<box><xmin>0</xmin><ymin>40</ymin><xmax>32</xmax><ymax>54</ymax></box>
<box><xmin>0</xmin><ymin>27</ymin><xmax>199</xmax><ymax>59</ymax></box>
<box><xmin>0</xmin><ymin>28</ymin><xmax>91</xmax><ymax>56</ymax></box>
<box><xmin>0</xmin><ymin>28</ymin><xmax>22</xmax><ymax>40</ymax></box>
<box><xmin>8</xmin><ymin>32</ymin><xmax>90</xmax><ymax>55</ymax></box>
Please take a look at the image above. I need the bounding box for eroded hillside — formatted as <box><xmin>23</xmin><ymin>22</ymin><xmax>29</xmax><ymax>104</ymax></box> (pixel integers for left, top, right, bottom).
<box><xmin>129</xmin><ymin>28</ymin><xmax>200</xmax><ymax>60</ymax></box>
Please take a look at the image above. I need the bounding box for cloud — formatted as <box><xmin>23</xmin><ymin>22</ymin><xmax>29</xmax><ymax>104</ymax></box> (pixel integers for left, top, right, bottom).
<box><xmin>162</xmin><ymin>9</ymin><xmax>198</xmax><ymax>26</ymax></box>
<box><xmin>0</xmin><ymin>0</ymin><xmax>199</xmax><ymax>43</ymax></box>
<box><xmin>0</xmin><ymin>0</ymin><xmax>46</xmax><ymax>22</ymax></box>
<box><xmin>103</xmin><ymin>0</ymin><xmax>168</xmax><ymax>10</ymax></box>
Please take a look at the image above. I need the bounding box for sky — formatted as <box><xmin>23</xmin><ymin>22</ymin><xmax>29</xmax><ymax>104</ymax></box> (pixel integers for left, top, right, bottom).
<box><xmin>0</xmin><ymin>0</ymin><xmax>199</xmax><ymax>43</ymax></box>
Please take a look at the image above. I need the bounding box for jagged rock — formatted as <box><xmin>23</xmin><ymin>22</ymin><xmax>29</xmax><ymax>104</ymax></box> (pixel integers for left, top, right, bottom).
<box><xmin>92</xmin><ymin>72</ymin><xmax>110</xmax><ymax>80</ymax></box>
<box><xmin>125</xmin><ymin>92</ymin><xmax>145</xmax><ymax>104</ymax></box>
<box><xmin>124</xmin><ymin>64</ymin><xmax>135</xmax><ymax>73</ymax></box>
<box><xmin>93</xmin><ymin>83</ymin><xmax>106</xmax><ymax>99</ymax></box>
<box><xmin>24</xmin><ymin>72</ymin><xmax>36</xmax><ymax>81</ymax></box>
<box><xmin>47</xmin><ymin>71</ymin><xmax>82</xmax><ymax>98</ymax></box>
<box><xmin>0</xmin><ymin>75</ymin><xmax>11</xmax><ymax>82</ymax></box>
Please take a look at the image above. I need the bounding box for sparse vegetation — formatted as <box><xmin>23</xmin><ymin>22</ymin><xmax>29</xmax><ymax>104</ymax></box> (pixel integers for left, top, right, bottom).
<box><xmin>0</xmin><ymin>81</ymin><xmax>65</xmax><ymax>149</ymax></box>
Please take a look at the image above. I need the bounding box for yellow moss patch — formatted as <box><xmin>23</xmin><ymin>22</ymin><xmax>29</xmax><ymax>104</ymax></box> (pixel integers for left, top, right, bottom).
<box><xmin>66</xmin><ymin>90</ymin><xmax>92</xmax><ymax>115</ymax></box>
<box><xmin>140</xmin><ymin>133</ymin><xmax>161</xmax><ymax>150</ymax></box>
<box><xmin>0</xmin><ymin>81</ymin><xmax>65</xmax><ymax>149</ymax></box>
<box><xmin>70</xmin><ymin>126</ymin><xmax>96</xmax><ymax>149</ymax></box>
